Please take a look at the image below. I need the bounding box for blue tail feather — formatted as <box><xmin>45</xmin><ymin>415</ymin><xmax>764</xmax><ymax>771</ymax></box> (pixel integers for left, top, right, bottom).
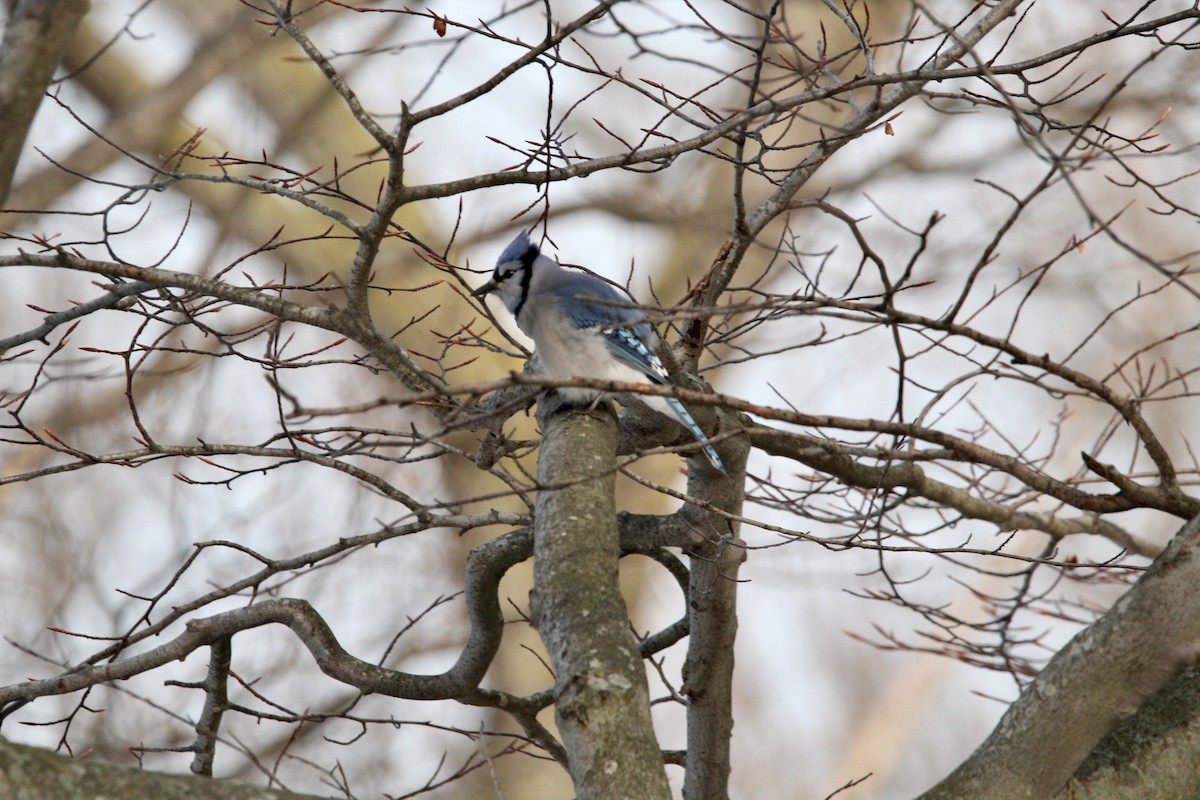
<box><xmin>665</xmin><ymin>397</ymin><xmax>726</xmax><ymax>473</ymax></box>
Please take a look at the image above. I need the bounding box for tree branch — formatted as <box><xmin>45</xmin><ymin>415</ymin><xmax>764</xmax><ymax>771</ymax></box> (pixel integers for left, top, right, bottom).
<box><xmin>748</xmin><ymin>426</ymin><xmax>1160</xmax><ymax>557</ymax></box>
<box><xmin>0</xmin><ymin>528</ymin><xmax>533</xmax><ymax>709</ymax></box>
<box><xmin>681</xmin><ymin>431</ymin><xmax>750</xmax><ymax>800</ymax></box>
<box><xmin>920</xmin><ymin>514</ymin><xmax>1200</xmax><ymax>799</ymax></box>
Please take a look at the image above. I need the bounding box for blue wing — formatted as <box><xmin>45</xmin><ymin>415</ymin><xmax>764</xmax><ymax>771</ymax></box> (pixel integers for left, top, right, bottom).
<box><xmin>600</xmin><ymin>326</ymin><xmax>669</xmax><ymax>384</ymax></box>
<box><xmin>545</xmin><ymin>275</ymin><xmax>665</xmax><ymax>380</ymax></box>
<box><xmin>594</xmin><ymin>306</ymin><xmax>727</xmax><ymax>474</ymax></box>
<box><xmin>546</xmin><ymin>271</ymin><xmax>725</xmax><ymax>472</ymax></box>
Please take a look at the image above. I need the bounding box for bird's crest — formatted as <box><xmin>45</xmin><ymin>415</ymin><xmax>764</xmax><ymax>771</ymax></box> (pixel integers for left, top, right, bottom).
<box><xmin>497</xmin><ymin>228</ymin><xmax>538</xmax><ymax>267</ymax></box>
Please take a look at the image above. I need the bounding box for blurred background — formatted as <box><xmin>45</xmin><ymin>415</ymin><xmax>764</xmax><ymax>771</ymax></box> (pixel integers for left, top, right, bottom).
<box><xmin>2</xmin><ymin>1</ymin><xmax>1198</xmax><ymax>798</ymax></box>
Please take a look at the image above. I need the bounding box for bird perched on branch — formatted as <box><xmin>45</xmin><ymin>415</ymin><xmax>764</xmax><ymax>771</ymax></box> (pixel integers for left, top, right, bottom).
<box><xmin>474</xmin><ymin>229</ymin><xmax>724</xmax><ymax>473</ymax></box>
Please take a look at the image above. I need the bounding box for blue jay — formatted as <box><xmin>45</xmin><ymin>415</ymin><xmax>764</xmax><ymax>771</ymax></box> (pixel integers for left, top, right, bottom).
<box><xmin>474</xmin><ymin>229</ymin><xmax>724</xmax><ymax>473</ymax></box>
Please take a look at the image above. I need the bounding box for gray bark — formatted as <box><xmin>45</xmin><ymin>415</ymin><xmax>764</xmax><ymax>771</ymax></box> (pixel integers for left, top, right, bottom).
<box><xmin>0</xmin><ymin>735</ymin><xmax>323</xmax><ymax>800</ymax></box>
<box><xmin>1058</xmin><ymin>665</ymin><xmax>1200</xmax><ymax>799</ymax></box>
<box><xmin>681</xmin><ymin>424</ymin><xmax>748</xmax><ymax>800</ymax></box>
<box><xmin>0</xmin><ymin>0</ymin><xmax>89</xmax><ymax>205</ymax></box>
<box><xmin>530</xmin><ymin>394</ymin><xmax>671</xmax><ymax>800</ymax></box>
<box><xmin>920</xmin><ymin>514</ymin><xmax>1200</xmax><ymax>799</ymax></box>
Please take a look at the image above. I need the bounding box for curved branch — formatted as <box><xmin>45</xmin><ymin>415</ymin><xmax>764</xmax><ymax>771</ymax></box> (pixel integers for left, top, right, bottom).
<box><xmin>621</xmin><ymin>544</ymin><xmax>691</xmax><ymax>657</ymax></box>
<box><xmin>0</xmin><ymin>528</ymin><xmax>534</xmax><ymax>709</ymax></box>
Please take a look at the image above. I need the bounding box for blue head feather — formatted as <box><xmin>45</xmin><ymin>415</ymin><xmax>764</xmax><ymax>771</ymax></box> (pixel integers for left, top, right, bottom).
<box><xmin>497</xmin><ymin>229</ymin><xmax>537</xmax><ymax>267</ymax></box>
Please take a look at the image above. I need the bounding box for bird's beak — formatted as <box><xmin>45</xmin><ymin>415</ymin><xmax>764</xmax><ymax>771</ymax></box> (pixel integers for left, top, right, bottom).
<box><xmin>472</xmin><ymin>279</ymin><xmax>497</xmax><ymax>298</ymax></box>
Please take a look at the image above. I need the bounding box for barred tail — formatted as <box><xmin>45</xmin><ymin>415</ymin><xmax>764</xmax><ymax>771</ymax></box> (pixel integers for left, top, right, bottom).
<box><xmin>664</xmin><ymin>397</ymin><xmax>726</xmax><ymax>474</ymax></box>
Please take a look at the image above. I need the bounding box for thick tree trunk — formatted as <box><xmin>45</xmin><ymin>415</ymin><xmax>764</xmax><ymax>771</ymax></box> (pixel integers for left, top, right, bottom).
<box><xmin>1058</xmin><ymin>665</ymin><xmax>1200</xmax><ymax>799</ymax></box>
<box><xmin>920</xmin><ymin>514</ymin><xmax>1200</xmax><ymax>799</ymax></box>
<box><xmin>531</xmin><ymin>395</ymin><xmax>671</xmax><ymax>800</ymax></box>
<box><xmin>0</xmin><ymin>735</ymin><xmax>322</xmax><ymax>800</ymax></box>
<box><xmin>0</xmin><ymin>0</ymin><xmax>89</xmax><ymax>204</ymax></box>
